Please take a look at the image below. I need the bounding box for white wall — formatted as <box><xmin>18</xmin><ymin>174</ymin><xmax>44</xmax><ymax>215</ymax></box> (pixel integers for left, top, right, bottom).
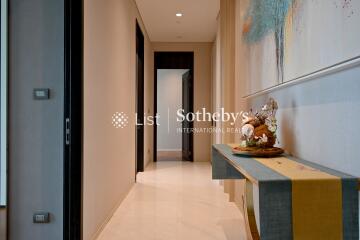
<box><xmin>246</xmin><ymin>68</ymin><xmax>360</xmax><ymax>177</ymax></box>
<box><xmin>83</xmin><ymin>0</ymin><xmax>153</xmax><ymax>239</ymax></box>
<box><xmin>157</xmin><ymin>69</ymin><xmax>187</xmax><ymax>151</ymax></box>
<box><xmin>153</xmin><ymin>43</ymin><xmax>213</xmax><ymax>162</ymax></box>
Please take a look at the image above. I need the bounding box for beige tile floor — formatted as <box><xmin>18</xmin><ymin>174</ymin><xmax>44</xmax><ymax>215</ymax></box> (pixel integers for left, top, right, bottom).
<box><xmin>157</xmin><ymin>151</ymin><xmax>182</xmax><ymax>161</ymax></box>
<box><xmin>97</xmin><ymin>161</ymin><xmax>246</xmax><ymax>240</ymax></box>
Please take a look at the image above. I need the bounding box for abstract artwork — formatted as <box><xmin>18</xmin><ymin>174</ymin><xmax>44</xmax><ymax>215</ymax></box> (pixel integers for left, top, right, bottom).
<box><xmin>241</xmin><ymin>0</ymin><xmax>360</xmax><ymax>94</ymax></box>
<box><xmin>243</xmin><ymin>0</ymin><xmax>293</xmax><ymax>82</ymax></box>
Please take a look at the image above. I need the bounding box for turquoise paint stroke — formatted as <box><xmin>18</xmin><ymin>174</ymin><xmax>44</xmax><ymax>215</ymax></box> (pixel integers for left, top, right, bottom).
<box><xmin>244</xmin><ymin>0</ymin><xmax>293</xmax><ymax>43</ymax></box>
<box><xmin>244</xmin><ymin>0</ymin><xmax>294</xmax><ymax>82</ymax></box>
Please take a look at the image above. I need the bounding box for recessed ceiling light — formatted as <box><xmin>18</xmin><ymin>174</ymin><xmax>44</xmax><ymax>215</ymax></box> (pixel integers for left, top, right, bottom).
<box><xmin>176</xmin><ymin>13</ymin><xmax>183</xmax><ymax>17</ymax></box>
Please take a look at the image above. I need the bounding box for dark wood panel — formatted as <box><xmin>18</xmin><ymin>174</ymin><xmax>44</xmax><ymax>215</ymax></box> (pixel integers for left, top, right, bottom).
<box><xmin>182</xmin><ymin>70</ymin><xmax>193</xmax><ymax>161</ymax></box>
<box><xmin>136</xmin><ymin>22</ymin><xmax>144</xmax><ymax>173</ymax></box>
<box><xmin>64</xmin><ymin>0</ymin><xmax>83</xmax><ymax>239</ymax></box>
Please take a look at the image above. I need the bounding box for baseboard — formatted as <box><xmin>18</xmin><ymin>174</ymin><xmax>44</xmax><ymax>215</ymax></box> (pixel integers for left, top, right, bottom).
<box><xmin>157</xmin><ymin>149</ymin><xmax>181</xmax><ymax>152</ymax></box>
<box><xmin>90</xmin><ymin>183</ymin><xmax>134</xmax><ymax>240</ymax></box>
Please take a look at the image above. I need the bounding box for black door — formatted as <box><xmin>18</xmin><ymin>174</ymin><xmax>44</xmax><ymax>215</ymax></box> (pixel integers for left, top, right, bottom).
<box><xmin>154</xmin><ymin>52</ymin><xmax>194</xmax><ymax>162</ymax></box>
<box><xmin>182</xmin><ymin>70</ymin><xmax>193</xmax><ymax>161</ymax></box>
<box><xmin>136</xmin><ymin>22</ymin><xmax>144</xmax><ymax>173</ymax></box>
<box><xmin>64</xmin><ymin>0</ymin><xmax>83</xmax><ymax>239</ymax></box>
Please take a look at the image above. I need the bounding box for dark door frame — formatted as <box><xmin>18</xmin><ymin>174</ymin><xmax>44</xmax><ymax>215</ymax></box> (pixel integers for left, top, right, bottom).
<box><xmin>64</xmin><ymin>0</ymin><xmax>83</xmax><ymax>239</ymax></box>
<box><xmin>136</xmin><ymin>21</ymin><xmax>145</xmax><ymax>173</ymax></box>
<box><xmin>153</xmin><ymin>52</ymin><xmax>194</xmax><ymax>162</ymax></box>
<box><xmin>181</xmin><ymin>70</ymin><xmax>193</xmax><ymax>161</ymax></box>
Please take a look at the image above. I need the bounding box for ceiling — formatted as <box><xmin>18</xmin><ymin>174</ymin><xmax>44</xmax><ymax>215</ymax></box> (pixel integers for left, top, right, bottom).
<box><xmin>135</xmin><ymin>0</ymin><xmax>220</xmax><ymax>42</ymax></box>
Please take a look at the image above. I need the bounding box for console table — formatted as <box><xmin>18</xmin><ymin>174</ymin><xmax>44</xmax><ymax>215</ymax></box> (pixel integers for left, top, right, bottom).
<box><xmin>212</xmin><ymin>144</ymin><xmax>359</xmax><ymax>240</ymax></box>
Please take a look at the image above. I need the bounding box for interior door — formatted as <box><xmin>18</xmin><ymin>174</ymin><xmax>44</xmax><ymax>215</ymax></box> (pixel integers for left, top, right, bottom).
<box><xmin>182</xmin><ymin>70</ymin><xmax>193</xmax><ymax>161</ymax></box>
<box><xmin>64</xmin><ymin>0</ymin><xmax>83</xmax><ymax>238</ymax></box>
<box><xmin>136</xmin><ymin>22</ymin><xmax>144</xmax><ymax>173</ymax></box>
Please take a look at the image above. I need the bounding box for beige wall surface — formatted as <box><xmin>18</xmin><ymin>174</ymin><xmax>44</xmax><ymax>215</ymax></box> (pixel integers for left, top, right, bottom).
<box><xmin>144</xmin><ymin>36</ymin><xmax>154</xmax><ymax>168</ymax></box>
<box><xmin>218</xmin><ymin>0</ymin><xmax>245</xmax><ymax>213</ymax></box>
<box><xmin>153</xmin><ymin>42</ymin><xmax>213</xmax><ymax>162</ymax></box>
<box><xmin>219</xmin><ymin>0</ymin><xmax>235</xmax><ymax>144</ymax></box>
<box><xmin>84</xmin><ymin>0</ymin><xmax>153</xmax><ymax>239</ymax></box>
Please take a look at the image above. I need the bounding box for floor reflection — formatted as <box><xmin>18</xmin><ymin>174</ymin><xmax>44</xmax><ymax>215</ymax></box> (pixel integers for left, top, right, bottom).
<box><xmin>97</xmin><ymin>161</ymin><xmax>245</xmax><ymax>240</ymax></box>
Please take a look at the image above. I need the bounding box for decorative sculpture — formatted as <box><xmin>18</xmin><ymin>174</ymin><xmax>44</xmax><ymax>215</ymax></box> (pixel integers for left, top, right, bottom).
<box><xmin>233</xmin><ymin>98</ymin><xmax>284</xmax><ymax>157</ymax></box>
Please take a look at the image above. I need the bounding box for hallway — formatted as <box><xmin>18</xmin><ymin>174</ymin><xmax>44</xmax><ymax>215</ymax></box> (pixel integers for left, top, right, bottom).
<box><xmin>97</xmin><ymin>161</ymin><xmax>246</xmax><ymax>240</ymax></box>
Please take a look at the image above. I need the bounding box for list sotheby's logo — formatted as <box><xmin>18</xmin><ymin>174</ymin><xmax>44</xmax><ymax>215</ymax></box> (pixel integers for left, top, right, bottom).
<box><xmin>112</xmin><ymin>108</ymin><xmax>249</xmax><ymax>129</ymax></box>
<box><xmin>111</xmin><ymin>111</ymin><xmax>159</xmax><ymax>129</ymax></box>
<box><xmin>112</xmin><ymin>112</ymin><xmax>129</xmax><ymax>128</ymax></box>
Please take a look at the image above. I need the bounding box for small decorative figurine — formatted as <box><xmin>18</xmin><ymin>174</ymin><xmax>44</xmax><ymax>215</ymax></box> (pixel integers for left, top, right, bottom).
<box><xmin>233</xmin><ymin>98</ymin><xmax>284</xmax><ymax>157</ymax></box>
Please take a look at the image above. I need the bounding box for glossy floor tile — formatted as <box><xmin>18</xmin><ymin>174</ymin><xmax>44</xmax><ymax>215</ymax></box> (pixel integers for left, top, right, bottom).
<box><xmin>97</xmin><ymin>161</ymin><xmax>246</xmax><ymax>240</ymax></box>
<box><xmin>157</xmin><ymin>151</ymin><xmax>182</xmax><ymax>161</ymax></box>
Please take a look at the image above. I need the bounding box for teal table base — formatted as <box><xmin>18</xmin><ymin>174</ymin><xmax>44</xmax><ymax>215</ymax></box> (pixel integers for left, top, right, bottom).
<box><xmin>212</xmin><ymin>144</ymin><xmax>359</xmax><ymax>240</ymax></box>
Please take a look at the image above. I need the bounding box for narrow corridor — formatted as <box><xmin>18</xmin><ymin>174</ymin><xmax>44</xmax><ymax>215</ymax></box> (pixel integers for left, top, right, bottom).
<box><xmin>97</xmin><ymin>161</ymin><xmax>246</xmax><ymax>240</ymax></box>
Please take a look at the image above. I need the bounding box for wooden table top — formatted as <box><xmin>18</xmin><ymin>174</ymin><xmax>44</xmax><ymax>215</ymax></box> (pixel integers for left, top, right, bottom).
<box><xmin>213</xmin><ymin>144</ymin><xmax>358</xmax><ymax>186</ymax></box>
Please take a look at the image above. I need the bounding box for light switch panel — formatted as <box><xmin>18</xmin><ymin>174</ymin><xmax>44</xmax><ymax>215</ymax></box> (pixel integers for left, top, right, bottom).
<box><xmin>33</xmin><ymin>88</ymin><xmax>50</xmax><ymax>100</ymax></box>
<box><xmin>33</xmin><ymin>212</ymin><xmax>50</xmax><ymax>223</ymax></box>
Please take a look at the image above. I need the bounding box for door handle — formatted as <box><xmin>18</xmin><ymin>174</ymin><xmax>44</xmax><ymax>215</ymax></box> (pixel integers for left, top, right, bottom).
<box><xmin>65</xmin><ymin>118</ymin><xmax>70</xmax><ymax>145</ymax></box>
